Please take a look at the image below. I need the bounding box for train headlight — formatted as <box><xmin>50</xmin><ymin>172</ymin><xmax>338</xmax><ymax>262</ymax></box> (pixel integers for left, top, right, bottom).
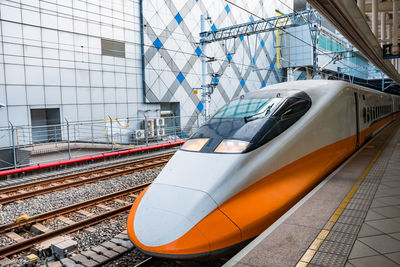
<box><xmin>214</xmin><ymin>139</ymin><xmax>249</xmax><ymax>153</ymax></box>
<box><xmin>181</xmin><ymin>138</ymin><xmax>209</xmax><ymax>152</ymax></box>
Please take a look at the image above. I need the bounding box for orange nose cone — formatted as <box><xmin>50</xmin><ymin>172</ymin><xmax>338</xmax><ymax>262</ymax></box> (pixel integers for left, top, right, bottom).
<box><xmin>127</xmin><ymin>189</ymin><xmax>242</xmax><ymax>259</ymax></box>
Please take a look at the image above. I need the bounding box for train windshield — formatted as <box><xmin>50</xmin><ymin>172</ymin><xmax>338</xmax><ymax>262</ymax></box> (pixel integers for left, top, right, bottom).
<box><xmin>214</xmin><ymin>98</ymin><xmax>282</xmax><ymax>119</ymax></box>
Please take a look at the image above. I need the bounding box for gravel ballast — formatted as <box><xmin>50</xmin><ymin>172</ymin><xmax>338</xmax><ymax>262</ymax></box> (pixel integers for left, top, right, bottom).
<box><xmin>0</xmin><ymin>167</ymin><xmax>162</xmax><ymax>225</ymax></box>
<box><xmin>71</xmin><ymin>214</ymin><xmax>129</xmax><ymax>251</ymax></box>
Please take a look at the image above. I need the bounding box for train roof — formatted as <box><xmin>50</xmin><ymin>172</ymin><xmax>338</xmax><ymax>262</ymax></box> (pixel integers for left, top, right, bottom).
<box><xmin>246</xmin><ymin>80</ymin><xmax>400</xmax><ymax>100</ymax></box>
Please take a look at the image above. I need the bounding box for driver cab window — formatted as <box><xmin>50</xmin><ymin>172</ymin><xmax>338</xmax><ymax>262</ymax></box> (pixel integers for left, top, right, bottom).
<box><xmin>214</xmin><ymin>98</ymin><xmax>282</xmax><ymax>119</ymax></box>
<box><xmin>273</xmin><ymin>97</ymin><xmax>311</xmax><ymax>118</ymax></box>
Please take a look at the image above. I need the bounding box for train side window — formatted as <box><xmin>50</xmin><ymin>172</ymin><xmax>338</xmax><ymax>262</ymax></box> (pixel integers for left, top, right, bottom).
<box><xmin>363</xmin><ymin>108</ymin><xmax>366</xmax><ymax>123</ymax></box>
<box><xmin>372</xmin><ymin>107</ymin><xmax>374</xmax><ymax>120</ymax></box>
<box><xmin>367</xmin><ymin>107</ymin><xmax>370</xmax><ymax>122</ymax></box>
<box><xmin>372</xmin><ymin>107</ymin><xmax>375</xmax><ymax>120</ymax></box>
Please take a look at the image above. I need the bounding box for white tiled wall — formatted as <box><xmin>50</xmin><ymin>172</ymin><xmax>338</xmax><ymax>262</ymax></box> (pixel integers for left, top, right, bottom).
<box><xmin>0</xmin><ymin>0</ymin><xmax>147</xmax><ymax>129</ymax></box>
<box><xmin>0</xmin><ymin>0</ymin><xmax>298</xmax><ymax>146</ymax></box>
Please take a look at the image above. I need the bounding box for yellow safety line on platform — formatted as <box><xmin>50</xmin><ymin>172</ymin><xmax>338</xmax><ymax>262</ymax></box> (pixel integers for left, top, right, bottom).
<box><xmin>296</xmin><ymin>124</ymin><xmax>399</xmax><ymax>267</ymax></box>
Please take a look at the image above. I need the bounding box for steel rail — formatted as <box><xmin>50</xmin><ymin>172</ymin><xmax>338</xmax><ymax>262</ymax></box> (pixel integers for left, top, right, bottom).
<box><xmin>0</xmin><ymin>204</ymin><xmax>133</xmax><ymax>258</ymax></box>
<box><xmin>0</xmin><ymin>156</ymin><xmax>171</xmax><ymax>205</ymax></box>
<box><xmin>0</xmin><ymin>141</ymin><xmax>184</xmax><ymax>177</ymax></box>
<box><xmin>0</xmin><ymin>183</ymin><xmax>150</xmax><ymax>233</ymax></box>
<box><xmin>134</xmin><ymin>257</ymin><xmax>154</xmax><ymax>267</ymax></box>
<box><xmin>0</xmin><ymin>152</ymin><xmax>173</xmax><ymax>194</ymax></box>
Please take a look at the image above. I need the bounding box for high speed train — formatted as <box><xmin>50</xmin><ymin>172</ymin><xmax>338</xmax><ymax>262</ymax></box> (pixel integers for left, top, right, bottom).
<box><xmin>127</xmin><ymin>80</ymin><xmax>400</xmax><ymax>259</ymax></box>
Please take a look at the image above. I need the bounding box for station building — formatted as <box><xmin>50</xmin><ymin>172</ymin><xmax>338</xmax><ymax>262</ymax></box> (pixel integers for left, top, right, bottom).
<box><xmin>0</xmin><ymin>0</ymin><xmax>384</xmax><ymax>167</ymax></box>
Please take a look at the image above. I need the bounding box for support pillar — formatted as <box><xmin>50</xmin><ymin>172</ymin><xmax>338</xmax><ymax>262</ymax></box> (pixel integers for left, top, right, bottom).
<box><xmin>392</xmin><ymin>0</ymin><xmax>399</xmax><ymax>55</ymax></box>
<box><xmin>381</xmin><ymin>12</ymin><xmax>386</xmax><ymax>42</ymax></box>
<box><xmin>372</xmin><ymin>0</ymin><xmax>378</xmax><ymax>36</ymax></box>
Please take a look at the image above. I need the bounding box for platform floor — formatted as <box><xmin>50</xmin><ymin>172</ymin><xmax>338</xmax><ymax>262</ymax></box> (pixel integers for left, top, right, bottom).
<box><xmin>225</xmin><ymin>120</ymin><xmax>400</xmax><ymax>267</ymax></box>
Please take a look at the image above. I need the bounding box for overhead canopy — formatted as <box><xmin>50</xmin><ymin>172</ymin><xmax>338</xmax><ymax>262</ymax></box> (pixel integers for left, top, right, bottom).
<box><xmin>307</xmin><ymin>0</ymin><xmax>400</xmax><ymax>85</ymax></box>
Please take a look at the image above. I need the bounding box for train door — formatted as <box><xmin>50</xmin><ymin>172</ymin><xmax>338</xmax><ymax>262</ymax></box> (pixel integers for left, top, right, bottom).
<box><xmin>354</xmin><ymin>92</ymin><xmax>360</xmax><ymax>148</ymax></box>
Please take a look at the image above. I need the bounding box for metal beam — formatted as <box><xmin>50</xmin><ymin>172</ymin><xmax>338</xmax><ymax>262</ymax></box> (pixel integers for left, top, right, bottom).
<box><xmin>358</xmin><ymin>0</ymin><xmax>365</xmax><ymax>14</ymax></box>
<box><xmin>199</xmin><ymin>9</ymin><xmax>320</xmax><ymax>44</ymax></box>
<box><xmin>307</xmin><ymin>0</ymin><xmax>400</xmax><ymax>85</ymax></box>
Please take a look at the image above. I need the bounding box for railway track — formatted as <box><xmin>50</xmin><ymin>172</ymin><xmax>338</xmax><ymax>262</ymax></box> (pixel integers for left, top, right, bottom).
<box><xmin>0</xmin><ymin>153</ymin><xmax>172</xmax><ymax>205</ymax></box>
<box><xmin>0</xmin><ymin>149</ymin><xmax>178</xmax><ymax>189</ymax></box>
<box><xmin>0</xmin><ymin>183</ymin><xmax>149</xmax><ymax>258</ymax></box>
<box><xmin>134</xmin><ymin>257</ymin><xmax>154</xmax><ymax>266</ymax></box>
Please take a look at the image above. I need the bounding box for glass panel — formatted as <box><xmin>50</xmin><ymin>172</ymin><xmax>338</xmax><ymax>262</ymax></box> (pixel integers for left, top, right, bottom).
<box><xmin>273</xmin><ymin>97</ymin><xmax>310</xmax><ymax>118</ymax></box>
<box><xmin>214</xmin><ymin>98</ymin><xmax>282</xmax><ymax>119</ymax></box>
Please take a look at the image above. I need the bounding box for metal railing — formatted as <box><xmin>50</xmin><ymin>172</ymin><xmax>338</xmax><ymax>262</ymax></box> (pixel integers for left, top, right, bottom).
<box><xmin>0</xmin><ymin>115</ymin><xmax>200</xmax><ymax>171</ymax></box>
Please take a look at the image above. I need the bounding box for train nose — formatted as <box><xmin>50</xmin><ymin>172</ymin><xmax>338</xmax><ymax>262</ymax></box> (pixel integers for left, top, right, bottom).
<box><xmin>134</xmin><ymin>200</ymin><xmax>208</xmax><ymax>247</ymax></box>
<box><xmin>127</xmin><ymin>184</ymin><xmax>242</xmax><ymax>257</ymax></box>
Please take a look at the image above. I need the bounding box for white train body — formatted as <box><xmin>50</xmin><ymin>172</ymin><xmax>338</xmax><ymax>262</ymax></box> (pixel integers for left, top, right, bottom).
<box><xmin>127</xmin><ymin>80</ymin><xmax>400</xmax><ymax>258</ymax></box>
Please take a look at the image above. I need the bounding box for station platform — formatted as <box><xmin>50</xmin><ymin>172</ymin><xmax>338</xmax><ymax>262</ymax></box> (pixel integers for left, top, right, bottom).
<box><xmin>225</xmin><ymin>120</ymin><xmax>400</xmax><ymax>267</ymax></box>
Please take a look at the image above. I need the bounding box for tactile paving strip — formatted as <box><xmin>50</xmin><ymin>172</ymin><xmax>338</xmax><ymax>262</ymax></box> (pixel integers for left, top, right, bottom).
<box><xmin>318</xmin><ymin>240</ymin><xmax>351</xmax><ymax>255</ymax></box>
<box><xmin>307</xmin><ymin>127</ymin><xmax>399</xmax><ymax>267</ymax></box>
<box><xmin>309</xmin><ymin>251</ymin><xmax>347</xmax><ymax>266</ymax></box>
<box><xmin>331</xmin><ymin>222</ymin><xmax>359</xmax><ymax>234</ymax></box>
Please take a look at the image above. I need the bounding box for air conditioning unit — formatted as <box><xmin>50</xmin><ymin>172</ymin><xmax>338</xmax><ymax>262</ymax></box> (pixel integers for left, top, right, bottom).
<box><xmin>147</xmin><ymin>129</ymin><xmax>155</xmax><ymax>138</ymax></box>
<box><xmin>146</xmin><ymin>119</ymin><xmax>155</xmax><ymax>132</ymax></box>
<box><xmin>133</xmin><ymin>130</ymin><xmax>145</xmax><ymax>139</ymax></box>
<box><xmin>156</xmin><ymin>128</ymin><xmax>165</xmax><ymax>137</ymax></box>
<box><xmin>155</xmin><ymin>117</ymin><xmax>165</xmax><ymax>127</ymax></box>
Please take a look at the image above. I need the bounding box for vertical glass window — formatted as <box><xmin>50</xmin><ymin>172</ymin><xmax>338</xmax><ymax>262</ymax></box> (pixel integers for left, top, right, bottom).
<box><xmin>363</xmin><ymin>107</ymin><xmax>366</xmax><ymax>123</ymax></box>
<box><xmin>372</xmin><ymin>107</ymin><xmax>375</xmax><ymax>120</ymax></box>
